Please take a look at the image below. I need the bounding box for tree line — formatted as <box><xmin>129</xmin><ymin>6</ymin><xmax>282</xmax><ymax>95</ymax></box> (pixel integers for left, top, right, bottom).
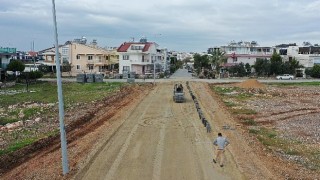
<box><xmin>192</xmin><ymin>51</ymin><xmax>320</xmax><ymax>78</ymax></box>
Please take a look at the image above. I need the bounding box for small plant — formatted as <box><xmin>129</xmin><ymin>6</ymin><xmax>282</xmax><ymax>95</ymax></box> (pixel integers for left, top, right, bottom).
<box><xmin>242</xmin><ymin>119</ymin><xmax>257</xmax><ymax>126</ymax></box>
<box><xmin>285</xmin><ymin>149</ymin><xmax>300</xmax><ymax>155</ymax></box>
<box><xmin>0</xmin><ymin>117</ymin><xmax>18</xmax><ymax>125</ymax></box>
<box><xmin>249</xmin><ymin>129</ymin><xmax>259</xmax><ymax>134</ymax></box>
<box><xmin>23</xmin><ymin>107</ymin><xmax>41</xmax><ymax>119</ymax></box>
<box><xmin>223</xmin><ymin>100</ymin><xmax>236</xmax><ymax>107</ymax></box>
<box><xmin>256</xmin><ymin>128</ymin><xmax>278</xmax><ymax>147</ymax></box>
<box><xmin>235</xmin><ymin>92</ymin><xmax>253</xmax><ymax>100</ymax></box>
<box><xmin>0</xmin><ymin>137</ymin><xmax>38</xmax><ymax>156</ymax></box>
<box><xmin>212</xmin><ymin>86</ymin><xmax>239</xmax><ymax>94</ymax></box>
<box><xmin>231</xmin><ymin>108</ymin><xmax>257</xmax><ymax>115</ymax></box>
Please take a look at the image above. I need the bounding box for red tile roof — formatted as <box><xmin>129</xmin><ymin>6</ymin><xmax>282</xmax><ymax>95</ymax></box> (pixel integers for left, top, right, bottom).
<box><xmin>142</xmin><ymin>43</ymin><xmax>151</xmax><ymax>52</ymax></box>
<box><xmin>117</xmin><ymin>43</ymin><xmax>132</xmax><ymax>52</ymax></box>
<box><xmin>117</xmin><ymin>42</ymin><xmax>153</xmax><ymax>52</ymax></box>
<box><xmin>28</xmin><ymin>51</ymin><xmax>38</xmax><ymax>57</ymax></box>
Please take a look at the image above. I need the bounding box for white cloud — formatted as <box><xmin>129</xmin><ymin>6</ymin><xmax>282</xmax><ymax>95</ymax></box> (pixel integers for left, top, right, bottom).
<box><xmin>0</xmin><ymin>0</ymin><xmax>319</xmax><ymax>52</ymax></box>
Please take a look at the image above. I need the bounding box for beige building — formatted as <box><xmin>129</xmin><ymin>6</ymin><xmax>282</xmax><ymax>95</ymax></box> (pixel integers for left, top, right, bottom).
<box><xmin>39</xmin><ymin>39</ymin><xmax>119</xmax><ymax>76</ymax></box>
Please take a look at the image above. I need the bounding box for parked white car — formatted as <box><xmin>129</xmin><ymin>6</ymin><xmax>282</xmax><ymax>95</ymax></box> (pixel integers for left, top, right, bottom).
<box><xmin>276</xmin><ymin>74</ymin><xmax>294</xmax><ymax>80</ymax></box>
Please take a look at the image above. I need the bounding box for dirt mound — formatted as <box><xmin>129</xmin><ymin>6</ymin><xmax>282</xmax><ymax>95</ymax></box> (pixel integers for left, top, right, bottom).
<box><xmin>236</xmin><ymin>79</ymin><xmax>266</xmax><ymax>89</ymax></box>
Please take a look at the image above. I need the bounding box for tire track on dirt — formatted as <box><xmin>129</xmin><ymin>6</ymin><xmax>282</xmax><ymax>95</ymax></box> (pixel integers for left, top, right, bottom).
<box><xmin>151</xmin><ymin>105</ymin><xmax>173</xmax><ymax>180</ymax></box>
<box><xmin>73</xmin><ymin>87</ymin><xmax>151</xmax><ymax>180</ymax></box>
<box><xmin>178</xmin><ymin>102</ymin><xmax>204</xmax><ymax>179</ymax></box>
<box><xmin>103</xmin><ymin>86</ymin><xmax>161</xmax><ymax>180</ymax></box>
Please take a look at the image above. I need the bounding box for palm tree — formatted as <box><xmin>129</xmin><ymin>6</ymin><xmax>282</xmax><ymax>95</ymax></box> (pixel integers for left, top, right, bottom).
<box><xmin>209</xmin><ymin>48</ymin><xmax>227</xmax><ymax>75</ymax></box>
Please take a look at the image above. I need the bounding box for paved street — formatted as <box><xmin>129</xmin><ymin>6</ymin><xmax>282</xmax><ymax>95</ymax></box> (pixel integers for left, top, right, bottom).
<box><xmin>40</xmin><ymin>69</ymin><xmax>320</xmax><ymax>84</ymax></box>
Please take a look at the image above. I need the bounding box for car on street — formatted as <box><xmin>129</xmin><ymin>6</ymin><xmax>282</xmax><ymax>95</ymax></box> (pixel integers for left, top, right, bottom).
<box><xmin>276</xmin><ymin>74</ymin><xmax>294</xmax><ymax>80</ymax></box>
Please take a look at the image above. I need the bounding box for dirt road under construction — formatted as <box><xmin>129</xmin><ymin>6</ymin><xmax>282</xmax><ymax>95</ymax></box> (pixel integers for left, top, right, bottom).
<box><xmin>74</xmin><ymin>82</ymin><xmax>274</xmax><ymax>180</ymax></box>
<box><xmin>2</xmin><ymin>81</ymin><xmax>277</xmax><ymax>180</ymax></box>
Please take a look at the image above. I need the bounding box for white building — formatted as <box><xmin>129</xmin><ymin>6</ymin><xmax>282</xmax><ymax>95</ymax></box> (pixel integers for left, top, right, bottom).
<box><xmin>274</xmin><ymin>43</ymin><xmax>320</xmax><ymax>68</ymax></box>
<box><xmin>117</xmin><ymin>38</ymin><xmax>163</xmax><ymax>76</ymax></box>
<box><xmin>0</xmin><ymin>47</ymin><xmax>16</xmax><ymax>70</ymax></box>
<box><xmin>219</xmin><ymin>41</ymin><xmax>273</xmax><ymax>66</ymax></box>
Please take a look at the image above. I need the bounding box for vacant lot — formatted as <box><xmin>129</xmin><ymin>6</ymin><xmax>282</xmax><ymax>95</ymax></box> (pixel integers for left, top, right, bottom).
<box><xmin>0</xmin><ymin>82</ymin><xmax>124</xmax><ymax>155</ymax></box>
<box><xmin>211</xmin><ymin>80</ymin><xmax>320</xmax><ymax>178</ymax></box>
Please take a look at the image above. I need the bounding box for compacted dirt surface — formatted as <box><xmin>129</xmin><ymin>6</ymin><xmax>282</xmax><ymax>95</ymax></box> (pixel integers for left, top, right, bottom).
<box><xmin>74</xmin><ymin>82</ymin><xmax>247</xmax><ymax>180</ymax></box>
<box><xmin>3</xmin><ymin>81</ymin><xmax>318</xmax><ymax>179</ymax></box>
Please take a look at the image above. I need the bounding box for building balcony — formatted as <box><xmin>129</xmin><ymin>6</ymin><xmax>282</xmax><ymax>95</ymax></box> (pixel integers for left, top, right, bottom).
<box><xmin>92</xmin><ymin>59</ymin><xmax>108</xmax><ymax>65</ymax></box>
<box><xmin>129</xmin><ymin>59</ymin><xmax>153</xmax><ymax>65</ymax></box>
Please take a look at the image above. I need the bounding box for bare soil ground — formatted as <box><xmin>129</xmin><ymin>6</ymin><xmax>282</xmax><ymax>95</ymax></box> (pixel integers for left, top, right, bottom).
<box><xmin>213</xmin><ymin>80</ymin><xmax>320</xmax><ymax>179</ymax></box>
<box><xmin>0</xmin><ymin>83</ymin><xmax>153</xmax><ymax>179</ymax></box>
<box><xmin>1</xmin><ymin>81</ymin><xmax>319</xmax><ymax>179</ymax></box>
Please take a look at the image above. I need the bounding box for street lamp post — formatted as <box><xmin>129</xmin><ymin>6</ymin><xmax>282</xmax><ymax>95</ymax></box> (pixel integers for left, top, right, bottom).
<box><xmin>153</xmin><ymin>57</ymin><xmax>156</xmax><ymax>84</ymax></box>
<box><xmin>51</xmin><ymin>0</ymin><xmax>69</xmax><ymax>175</ymax></box>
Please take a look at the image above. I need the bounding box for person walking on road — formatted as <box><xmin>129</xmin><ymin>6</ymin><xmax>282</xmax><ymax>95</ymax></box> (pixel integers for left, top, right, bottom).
<box><xmin>212</xmin><ymin>132</ymin><xmax>229</xmax><ymax>167</ymax></box>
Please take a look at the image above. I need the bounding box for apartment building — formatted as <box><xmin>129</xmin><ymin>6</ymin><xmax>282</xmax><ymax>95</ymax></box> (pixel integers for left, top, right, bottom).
<box><xmin>0</xmin><ymin>47</ymin><xmax>16</xmax><ymax>70</ymax></box>
<box><xmin>0</xmin><ymin>47</ymin><xmax>17</xmax><ymax>80</ymax></box>
<box><xmin>39</xmin><ymin>39</ymin><xmax>118</xmax><ymax>76</ymax></box>
<box><xmin>117</xmin><ymin>38</ymin><xmax>163</xmax><ymax>76</ymax></box>
<box><xmin>219</xmin><ymin>41</ymin><xmax>273</xmax><ymax>66</ymax></box>
<box><xmin>274</xmin><ymin>43</ymin><xmax>320</xmax><ymax>68</ymax></box>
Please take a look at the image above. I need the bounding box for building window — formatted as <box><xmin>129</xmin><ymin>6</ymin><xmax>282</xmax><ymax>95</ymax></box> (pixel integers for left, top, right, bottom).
<box><xmin>76</xmin><ymin>55</ymin><xmax>81</xmax><ymax>60</ymax></box>
<box><xmin>88</xmin><ymin>55</ymin><xmax>93</xmax><ymax>60</ymax></box>
<box><xmin>123</xmin><ymin>66</ymin><xmax>130</xmax><ymax>71</ymax></box>
<box><xmin>76</xmin><ymin>65</ymin><xmax>81</xmax><ymax>70</ymax></box>
<box><xmin>233</xmin><ymin>57</ymin><xmax>238</xmax><ymax>62</ymax></box>
<box><xmin>123</xmin><ymin>55</ymin><xmax>129</xmax><ymax>60</ymax></box>
<box><xmin>88</xmin><ymin>65</ymin><xmax>94</xmax><ymax>70</ymax></box>
<box><xmin>106</xmin><ymin>56</ymin><xmax>109</xmax><ymax>60</ymax></box>
<box><xmin>62</xmin><ymin>47</ymin><xmax>69</xmax><ymax>55</ymax></box>
<box><xmin>62</xmin><ymin>57</ymin><xmax>68</xmax><ymax>64</ymax></box>
<box><xmin>131</xmin><ymin>45</ymin><xmax>144</xmax><ymax>50</ymax></box>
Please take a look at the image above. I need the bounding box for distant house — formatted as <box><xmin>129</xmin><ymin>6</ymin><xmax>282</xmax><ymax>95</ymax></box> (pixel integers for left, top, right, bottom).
<box><xmin>117</xmin><ymin>37</ymin><xmax>164</xmax><ymax>77</ymax></box>
<box><xmin>219</xmin><ymin>41</ymin><xmax>273</xmax><ymax>66</ymax></box>
<box><xmin>0</xmin><ymin>47</ymin><xmax>16</xmax><ymax>70</ymax></box>
<box><xmin>274</xmin><ymin>43</ymin><xmax>320</xmax><ymax>68</ymax></box>
<box><xmin>0</xmin><ymin>47</ymin><xmax>17</xmax><ymax>81</ymax></box>
<box><xmin>39</xmin><ymin>38</ymin><xmax>118</xmax><ymax>76</ymax></box>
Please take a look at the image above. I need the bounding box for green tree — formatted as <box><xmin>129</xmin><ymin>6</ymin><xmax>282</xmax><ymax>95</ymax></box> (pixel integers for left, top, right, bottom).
<box><xmin>7</xmin><ymin>60</ymin><xmax>25</xmax><ymax>72</ymax></box>
<box><xmin>29</xmin><ymin>71</ymin><xmax>43</xmax><ymax>79</ymax></box>
<box><xmin>280</xmin><ymin>58</ymin><xmax>304</xmax><ymax>75</ymax></box>
<box><xmin>228</xmin><ymin>63</ymin><xmax>246</xmax><ymax>77</ymax></box>
<box><xmin>305</xmin><ymin>68</ymin><xmax>312</xmax><ymax>77</ymax></box>
<box><xmin>245</xmin><ymin>63</ymin><xmax>251</xmax><ymax>75</ymax></box>
<box><xmin>281</xmin><ymin>61</ymin><xmax>291</xmax><ymax>74</ymax></box>
<box><xmin>311</xmin><ymin>64</ymin><xmax>320</xmax><ymax>78</ymax></box>
<box><xmin>289</xmin><ymin>58</ymin><xmax>304</xmax><ymax>74</ymax></box>
<box><xmin>270</xmin><ymin>52</ymin><xmax>282</xmax><ymax>75</ymax></box>
<box><xmin>169</xmin><ymin>56</ymin><xmax>181</xmax><ymax>73</ymax></box>
<box><xmin>194</xmin><ymin>54</ymin><xmax>210</xmax><ymax>69</ymax></box>
<box><xmin>194</xmin><ymin>54</ymin><xmax>211</xmax><ymax>75</ymax></box>
<box><xmin>61</xmin><ymin>62</ymin><xmax>72</xmax><ymax>72</ymax></box>
<box><xmin>38</xmin><ymin>64</ymin><xmax>51</xmax><ymax>73</ymax></box>
<box><xmin>61</xmin><ymin>62</ymin><xmax>72</xmax><ymax>76</ymax></box>
<box><xmin>209</xmin><ymin>49</ymin><xmax>227</xmax><ymax>73</ymax></box>
<box><xmin>254</xmin><ymin>58</ymin><xmax>270</xmax><ymax>76</ymax></box>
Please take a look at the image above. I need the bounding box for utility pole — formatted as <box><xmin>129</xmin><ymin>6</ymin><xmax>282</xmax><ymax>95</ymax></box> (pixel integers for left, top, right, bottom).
<box><xmin>153</xmin><ymin>55</ymin><xmax>156</xmax><ymax>84</ymax></box>
<box><xmin>51</xmin><ymin>0</ymin><xmax>69</xmax><ymax>175</ymax></box>
<box><xmin>32</xmin><ymin>41</ymin><xmax>36</xmax><ymax>71</ymax></box>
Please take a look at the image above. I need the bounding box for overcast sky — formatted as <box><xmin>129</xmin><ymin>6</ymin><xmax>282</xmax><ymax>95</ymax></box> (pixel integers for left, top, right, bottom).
<box><xmin>1</xmin><ymin>0</ymin><xmax>320</xmax><ymax>52</ymax></box>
